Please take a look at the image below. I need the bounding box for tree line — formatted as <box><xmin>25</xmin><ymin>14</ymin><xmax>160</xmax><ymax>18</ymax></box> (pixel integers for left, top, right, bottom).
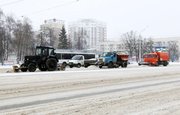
<box><xmin>121</xmin><ymin>31</ymin><xmax>179</xmax><ymax>62</ymax></box>
<box><xmin>0</xmin><ymin>9</ymin><xmax>70</xmax><ymax>65</ymax></box>
<box><xmin>0</xmin><ymin>9</ymin><xmax>179</xmax><ymax>65</ymax></box>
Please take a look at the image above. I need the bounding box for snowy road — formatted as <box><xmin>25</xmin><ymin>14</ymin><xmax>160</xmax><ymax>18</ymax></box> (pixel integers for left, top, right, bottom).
<box><xmin>0</xmin><ymin>63</ymin><xmax>180</xmax><ymax>114</ymax></box>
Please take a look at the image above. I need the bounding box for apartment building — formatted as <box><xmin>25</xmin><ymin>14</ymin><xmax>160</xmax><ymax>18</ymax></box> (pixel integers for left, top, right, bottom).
<box><xmin>68</xmin><ymin>19</ymin><xmax>107</xmax><ymax>50</ymax></box>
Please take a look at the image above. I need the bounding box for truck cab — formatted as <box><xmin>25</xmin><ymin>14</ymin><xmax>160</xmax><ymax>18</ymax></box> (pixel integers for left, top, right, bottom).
<box><xmin>98</xmin><ymin>52</ymin><xmax>116</xmax><ymax>68</ymax></box>
<box><xmin>98</xmin><ymin>51</ymin><xmax>129</xmax><ymax>68</ymax></box>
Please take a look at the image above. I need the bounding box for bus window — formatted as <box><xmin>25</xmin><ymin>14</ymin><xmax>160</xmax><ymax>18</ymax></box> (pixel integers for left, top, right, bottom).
<box><xmin>62</xmin><ymin>54</ymin><xmax>72</xmax><ymax>59</ymax></box>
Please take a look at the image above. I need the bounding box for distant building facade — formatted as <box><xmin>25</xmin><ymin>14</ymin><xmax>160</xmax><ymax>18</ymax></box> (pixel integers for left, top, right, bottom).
<box><xmin>152</xmin><ymin>37</ymin><xmax>180</xmax><ymax>61</ymax></box>
<box><xmin>40</xmin><ymin>19</ymin><xmax>65</xmax><ymax>48</ymax></box>
<box><xmin>68</xmin><ymin>19</ymin><xmax>107</xmax><ymax>50</ymax></box>
<box><xmin>98</xmin><ymin>40</ymin><xmax>126</xmax><ymax>52</ymax></box>
<box><xmin>153</xmin><ymin>37</ymin><xmax>180</xmax><ymax>46</ymax></box>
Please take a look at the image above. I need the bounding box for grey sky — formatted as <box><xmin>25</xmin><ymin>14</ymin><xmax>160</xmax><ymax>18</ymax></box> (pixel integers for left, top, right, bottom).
<box><xmin>1</xmin><ymin>0</ymin><xmax>180</xmax><ymax>39</ymax></box>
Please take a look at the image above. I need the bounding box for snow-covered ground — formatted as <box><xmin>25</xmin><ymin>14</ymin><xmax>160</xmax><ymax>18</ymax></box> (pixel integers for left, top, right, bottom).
<box><xmin>0</xmin><ymin>62</ymin><xmax>180</xmax><ymax>114</ymax></box>
<box><xmin>0</xmin><ymin>62</ymin><xmax>179</xmax><ymax>73</ymax></box>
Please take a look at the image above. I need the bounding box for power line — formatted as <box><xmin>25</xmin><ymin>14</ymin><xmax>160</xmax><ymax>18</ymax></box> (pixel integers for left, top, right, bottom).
<box><xmin>28</xmin><ymin>0</ymin><xmax>79</xmax><ymax>16</ymax></box>
<box><xmin>0</xmin><ymin>0</ymin><xmax>25</xmax><ymax>7</ymax></box>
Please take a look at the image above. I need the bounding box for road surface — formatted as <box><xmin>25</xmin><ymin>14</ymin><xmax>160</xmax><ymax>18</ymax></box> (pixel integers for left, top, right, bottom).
<box><xmin>0</xmin><ymin>63</ymin><xmax>180</xmax><ymax>114</ymax></box>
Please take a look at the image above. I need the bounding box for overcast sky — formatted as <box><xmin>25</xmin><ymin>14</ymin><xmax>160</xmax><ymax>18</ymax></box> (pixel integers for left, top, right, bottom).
<box><xmin>1</xmin><ymin>0</ymin><xmax>180</xmax><ymax>39</ymax></box>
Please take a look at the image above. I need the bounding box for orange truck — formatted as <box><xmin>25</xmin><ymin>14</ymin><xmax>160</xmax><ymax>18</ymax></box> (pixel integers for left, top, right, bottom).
<box><xmin>138</xmin><ymin>51</ymin><xmax>169</xmax><ymax>66</ymax></box>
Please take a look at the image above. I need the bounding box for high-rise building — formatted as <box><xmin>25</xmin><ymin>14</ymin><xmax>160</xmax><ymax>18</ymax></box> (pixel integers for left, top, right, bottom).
<box><xmin>68</xmin><ymin>19</ymin><xmax>107</xmax><ymax>50</ymax></box>
<box><xmin>40</xmin><ymin>19</ymin><xmax>65</xmax><ymax>48</ymax></box>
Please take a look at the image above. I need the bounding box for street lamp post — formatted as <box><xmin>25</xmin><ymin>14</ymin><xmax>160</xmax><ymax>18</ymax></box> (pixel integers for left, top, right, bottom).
<box><xmin>138</xmin><ymin>36</ymin><xmax>142</xmax><ymax>62</ymax></box>
<box><xmin>138</xmin><ymin>26</ymin><xmax>148</xmax><ymax>62</ymax></box>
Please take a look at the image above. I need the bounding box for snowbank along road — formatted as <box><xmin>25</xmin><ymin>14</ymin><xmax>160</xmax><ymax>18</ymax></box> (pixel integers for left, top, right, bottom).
<box><xmin>0</xmin><ymin>63</ymin><xmax>180</xmax><ymax>114</ymax></box>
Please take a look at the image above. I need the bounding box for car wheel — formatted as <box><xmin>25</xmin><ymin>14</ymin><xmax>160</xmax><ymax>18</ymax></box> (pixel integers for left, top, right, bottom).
<box><xmin>77</xmin><ymin>63</ymin><xmax>81</xmax><ymax>68</ymax></box>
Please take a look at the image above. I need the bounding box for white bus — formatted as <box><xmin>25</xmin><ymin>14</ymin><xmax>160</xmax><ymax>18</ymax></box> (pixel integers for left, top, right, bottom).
<box><xmin>55</xmin><ymin>51</ymin><xmax>96</xmax><ymax>66</ymax></box>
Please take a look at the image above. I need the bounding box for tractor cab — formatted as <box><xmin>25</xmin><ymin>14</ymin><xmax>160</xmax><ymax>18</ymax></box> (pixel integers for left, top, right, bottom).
<box><xmin>35</xmin><ymin>46</ymin><xmax>55</xmax><ymax>56</ymax></box>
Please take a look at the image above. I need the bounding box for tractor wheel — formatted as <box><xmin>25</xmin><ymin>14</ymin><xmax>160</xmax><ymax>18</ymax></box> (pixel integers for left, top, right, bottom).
<box><xmin>46</xmin><ymin>58</ymin><xmax>57</xmax><ymax>71</ymax></box>
<box><xmin>38</xmin><ymin>63</ymin><xmax>47</xmax><ymax>71</ymax></box>
<box><xmin>28</xmin><ymin>63</ymin><xmax>36</xmax><ymax>72</ymax></box>
<box><xmin>20</xmin><ymin>64</ymin><xmax>28</xmax><ymax>72</ymax></box>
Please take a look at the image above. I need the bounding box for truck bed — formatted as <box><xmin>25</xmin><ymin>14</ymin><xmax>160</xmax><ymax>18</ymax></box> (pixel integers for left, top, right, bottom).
<box><xmin>84</xmin><ymin>58</ymin><xmax>97</xmax><ymax>65</ymax></box>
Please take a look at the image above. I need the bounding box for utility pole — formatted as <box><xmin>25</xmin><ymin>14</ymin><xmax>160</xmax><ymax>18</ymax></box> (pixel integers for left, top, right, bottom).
<box><xmin>138</xmin><ymin>26</ymin><xmax>148</xmax><ymax>62</ymax></box>
<box><xmin>40</xmin><ymin>31</ymin><xmax>43</xmax><ymax>46</ymax></box>
<box><xmin>138</xmin><ymin>36</ymin><xmax>142</xmax><ymax>62</ymax></box>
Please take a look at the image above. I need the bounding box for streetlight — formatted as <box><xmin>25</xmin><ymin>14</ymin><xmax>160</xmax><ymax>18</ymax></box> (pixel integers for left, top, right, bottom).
<box><xmin>138</xmin><ymin>26</ymin><xmax>149</xmax><ymax>62</ymax></box>
<box><xmin>138</xmin><ymin>36</ymin><xmax>142</xmax><ymax>62</ymax></box>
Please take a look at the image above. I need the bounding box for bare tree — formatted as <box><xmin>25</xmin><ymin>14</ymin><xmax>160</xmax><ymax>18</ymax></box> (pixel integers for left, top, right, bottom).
<box><xmin>13</xmin><ymin>17</ymin><xmax>35</xmax><ymax>63</ymax></box>
<box><xmin>4</xmin><ymin>15</ymin><xmax>16</xmax><ymax>60</ymax></box>
<box><xmin>140</xmin><ymin>37</ymin><xmax>154</xmax><ymax>56</ymax></box>
<box><xmin>22</xmin><ymin>18</ymin><xmax>35</xmax><ymax>55</ymax></box>
<box><xmin>0</xmin><ymin>26</ymin><xmax>6</xmax><ymax>65</ymax></box>
<box><xmin>0</xmin><ymin>10</ymin><xmax>17</xmax><ymax>65</ymax></box>
<box><xmin>0</xmin><ymin>9</ymin><xmax>6</xmax><ymax>65</ymax></box>
<box><xmin>0</xmin><ymin>9</ymin><xmax>37</xmax><ymax>65</ymax></box>
<box><xmin>121</xmin><ymin>31</ymin><xmax>140</xmax><ymax>61</ymax></box>
<box><xmin>168</xmin><ymin>41</ymin><xmax>179</xmax><ymax>62</ymax></box>
<box><xmin>121</xmin><ymin>31</ymin><xmax>154</xmax><ymax>62</ymax></box>
<box><xmin>36</xmin><ymin>31</ymin><xmax>47</xmax><ymax>46</ymax></box>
